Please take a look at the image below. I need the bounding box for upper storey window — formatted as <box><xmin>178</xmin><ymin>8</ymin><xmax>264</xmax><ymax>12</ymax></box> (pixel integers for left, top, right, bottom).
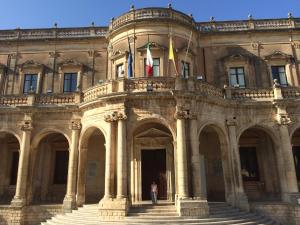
<box><xmin>271</xmin><ymin>66</ymin><xmax>288</xmax><ymax>87</ymax></box>
<box><xmin>63</xmin><ymin>73</ymin><xmax>77</xmax><ymax>93</ymax></box>
<box><xmin>181</xmin><ymin>61</ymin><xmax>190</xmax><ymax>78</ymax></box>
<box><xmin>144</xmin><ymin>58</ymin><xmax>160</xmax><ymax>77</ymax></box>
<box><xmin>229</xmin><ymin>67</ymin><xmax>245</xmax><ymax>88</ymax></box>
<box><xmin>116</xmin><ymin>63</ymin><xmax>124</xmax><ymax>78</ymax></box>
<box><xmin>23</xmin><ymin>74</ymin><xmax>38</xmax><ymax>94</ymax></box>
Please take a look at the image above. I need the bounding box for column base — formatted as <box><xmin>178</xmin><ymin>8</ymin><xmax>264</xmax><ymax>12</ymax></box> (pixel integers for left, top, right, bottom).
<box><xmin>176</xmin><ymin>199</ymin><xmax>209</xmax><ymax>218</ymax></box>
<box><xmin>227</xmin><ymin>193</ymin><xmax>249</xmax><ymax>211</ymax></box>
<box><xmin>282</xmin><ymin>192</ymin><xmax>300</xmax><ymax>204</ymax></box>
<box><xmin>8</xmin><ymin>204</ymin><xmax>24</xmax><ymax>225</ymax></box>
<box><xmin>98</xmin><ymin>198</ymin><xmax>129</xmax><ymax>221</ymax></box>
<box><xmin>63</xmin><ymin>196</ymin><xmax>77</xmax><ymax>213</ymax></box>
<box><xmin>10</xmin><ymin>197</ymin><xmax>26</xmax><ymax>208</ymax></box>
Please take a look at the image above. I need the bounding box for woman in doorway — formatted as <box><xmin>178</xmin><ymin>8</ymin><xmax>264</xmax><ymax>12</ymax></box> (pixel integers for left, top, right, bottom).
<box><xmin>151</xmin><ymin>181</ymin><xmax>158</xmax><ymax>204</ymax></box>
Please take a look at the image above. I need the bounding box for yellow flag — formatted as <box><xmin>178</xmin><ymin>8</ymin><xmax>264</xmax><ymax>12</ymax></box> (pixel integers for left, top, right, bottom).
<box><xmin>169</xmin><ymin>38</ymin><xmax>175</xmax><ymax>61</ymax></box>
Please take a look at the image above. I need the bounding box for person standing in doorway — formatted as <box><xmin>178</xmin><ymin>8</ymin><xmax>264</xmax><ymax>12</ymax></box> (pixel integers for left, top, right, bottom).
<box><xmin>151</xmin><ymin>181</ymin><xmax>158</xmax><ymax>204</ymax></box>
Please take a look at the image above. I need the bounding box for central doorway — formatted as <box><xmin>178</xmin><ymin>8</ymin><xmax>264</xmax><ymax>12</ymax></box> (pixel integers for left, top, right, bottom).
<box><xmin>141</xmin><ymin>149</ymin><xmax>167</xmax><ymax>200</ymax></box>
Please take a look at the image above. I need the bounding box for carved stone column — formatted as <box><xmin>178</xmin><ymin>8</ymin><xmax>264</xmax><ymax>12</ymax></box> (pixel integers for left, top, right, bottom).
<box><xmin>277</xmin><ymin>115</ymin><xmax>299</xmax><ymax>202</ymax></box>
<box><xmin>76</xmin><ymin>147</ymin><xmax>87</xmax><ymax>206</ymax></box>
<box><xmin>11</xmin><ymin>119</ymin><xmax>33</xmax><ymax>207</ymax></box>
<box><xmin>63</xmin><ymin>120</ymin><xmax>81</xmax><ymax>212</ymax></box>
<box><xmin>226</xmin><ymin>119</ymin><xmax>249</xmax><ymax>211</ymax></box>
<box><xmin>175</xmin><ymin>110</ymin><xmax>189</xmax><ymax>199</ymax></box>
<box><xmin>103</xmin><ymin>112</ymin><xmax>116</xmax><ymax>199</ymax></box>
<box><xmin>116</xmin><ymin>112</ymin><xmax>127</xmax><ymax>199</ymax></box>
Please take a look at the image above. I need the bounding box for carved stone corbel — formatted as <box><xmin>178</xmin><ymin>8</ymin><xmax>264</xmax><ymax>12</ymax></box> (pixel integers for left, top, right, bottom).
<box><xmin>70</xmin><ymin>120</ymin><xmax>82</xmax><ymax>130</ymax></box>
<box><xmin>20</xmin><ymin>120</ymin><xmax>33</xmax><ymax>131</ymax></box>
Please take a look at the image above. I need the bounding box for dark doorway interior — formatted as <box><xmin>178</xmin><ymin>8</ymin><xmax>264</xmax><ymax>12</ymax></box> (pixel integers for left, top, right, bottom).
<box><xmin>141</xmin><ymin>149</ymin><xmax>167</xmax><ymax>200</ymax></box>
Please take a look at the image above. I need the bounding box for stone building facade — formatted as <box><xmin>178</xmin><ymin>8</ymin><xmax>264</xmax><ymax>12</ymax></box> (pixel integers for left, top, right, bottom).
<box><xmin>0</xmin><ymin>5</ymin><xmax>300</xmax><ymax>225</ymax></box>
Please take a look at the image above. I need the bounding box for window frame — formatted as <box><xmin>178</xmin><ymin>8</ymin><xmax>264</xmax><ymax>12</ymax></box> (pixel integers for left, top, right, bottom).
<box><xmin>271</xmin><ymin>65</ymin><xmax>288</xmax><ymax>87</ymax></box>
<box><xmin>63</xmin><ymin>72</ymin><xmax>78</xmax><ymax>93</ymax></box>
<box><xmin>181</xmin><ymin>61</ymin><xmax>190</xmax><ymax>78</ymax></box>
<box><xmin>229</xmin><ymin>67</ymin><xmax>246</xmax><ymax>88</ymax></box>
<box><xmin>116</xmin><ymin>63</ymin><xmax>125</xmax><ymax>78</ymax></box>
<box><xmin>144</xmin><ymin>58</ymin><xmax>160</xmax><ymax>77</ymax></box>
<box><xmin>23</xmin><ymin>74</ymin><xmax>38</xmax><ymax>94</ymax></box>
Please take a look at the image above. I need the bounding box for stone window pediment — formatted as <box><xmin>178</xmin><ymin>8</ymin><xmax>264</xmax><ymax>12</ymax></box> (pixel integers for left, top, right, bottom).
<box><xmin>222</xmin><ymin>54</ymin><xmax>250</xmax><ymax>63</ymax></box>
<box><xmin>58</xmin><ymin>59</ymin><xmax>84</xmax><ymax>70</ymax></box>
<box><xmin>135</xmin><ymin>128</ymin><xmax>171</xmax><ymax>139</ymax></box>
<box><xmin>19</xmin><ymin>60</ymin><xmax>45</xmax><ymax>72</ymax></box>
<box><xmin>177</xmin><ymin>45</ymin><xmax>196</xmax><ymax>56</ymax></box>
<box><xmin>110</xmin><ymin>50</ymin><xmax>127</xmax><ymax>61</ymax></box>
<box><xmin>264</xmin><ymin>51</ymin><xmax>294</xmax><ymax>63</ymax></box>
<box><xmin>137</xmin><ymin>42</ymin><xmax>167</xmax><ymax>53</ymax></box>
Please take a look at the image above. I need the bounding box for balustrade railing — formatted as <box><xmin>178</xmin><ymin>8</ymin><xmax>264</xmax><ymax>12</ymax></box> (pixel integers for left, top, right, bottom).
<box><xmin>0</xmin><ymin>95</ymin><xmax>28</xmax><ymax>106</ymax></box>
<box><xmin>35</xmin><ymin>93</ymin><xmax>76</xmax><ymax>105</ymax></box>
<box><xmin>125</xmin><ymin>77</ymin><xmax>175</xmax><ymax>92</ymax></box>
<box><xmin>282</xmin><ymin>87</ymin><xmax>300</xmax><ymax>99</ymax></box>
<box><xmin>0</xmin><ymin>27</ymin><xmax>107</xmax><ymax>41</ymax></box>
<box><xmin>230</xmin><ymin>88</ymin><xmax>274</xmax><ymax>100</ymax></box>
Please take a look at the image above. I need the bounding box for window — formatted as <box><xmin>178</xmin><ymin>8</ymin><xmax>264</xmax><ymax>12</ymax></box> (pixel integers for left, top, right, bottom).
<box><xmin>116</xmin><ymin>63</ymin><xmax>124</xmax><ymax>78</ymax></box>
<box><xmin>229</xmin><ymin>67</ymin><xmax>245</xmax><ymax>88</ymax></box>
<box><xmin>293</xmin><ymin>147</ymin><xmax>300</xmax><ymax>181</ymax></box>
<box><xmin>10</xmin><ymin>151</ymin><xmax>19</xmax><ymax>185</ymax></box>
<box><xmin>63</xmin><ymin>73</ymin><xmax>77</xmax><ymax>93</ymax></box>
<box><xmin>271</xmin><ymin>66</ymin><xmax>288</xmax><ymax>86</ymax></box>
<box><xmin>239</xmin><ymin>147</ymin><xmax>260</xmax><ymax>181</ymax></box>
<box><xmin>53</xmin><ymin>151</ymin><xmax>69</xmax><ymax>185</ymax></box>
<box><xmin>181</xmin><ymin>61</ymin><xmax>190</xmax><ymax>78</ymax></box>
<box><xmin>144</xmin><ymin>58</ymin><xmax>160</xmax><ymax>77</ymax></box>
<box><xmin>23</xmin><ymin>74</ymin><xmax>38</xmax><ymax>93</ymax></box>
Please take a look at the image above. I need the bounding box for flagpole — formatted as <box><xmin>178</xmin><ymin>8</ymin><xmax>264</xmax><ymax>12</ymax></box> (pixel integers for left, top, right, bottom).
<box><xmin>183</xmin><ymin>30</ymin><xmax>193</xmax><ymax>76</ymax></box>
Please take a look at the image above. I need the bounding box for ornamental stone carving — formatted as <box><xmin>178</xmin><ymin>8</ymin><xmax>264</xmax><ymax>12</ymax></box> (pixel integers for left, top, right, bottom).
<box><xmin>20</xmin><ymin>120</ymin><xmax>33</xmax><ymax>131</ymax></box>
<box><xmin>174</xmin><ymin>109</ymin><xmax>196</xmax><ymax>120</ymax></box>
<box><xmin>70</xmin><ymin>120</ymin><xmax>82</xmax><ymax>130</ymax></box>
<box><xmin>278</xmin><ymin>114</ymin><xmax>292</xmax><ymax>126</ymax></box>
<box><xmin>104</xmin><ymin>111</ymin><xmax>127</xmax><ymax>122</ymax></box>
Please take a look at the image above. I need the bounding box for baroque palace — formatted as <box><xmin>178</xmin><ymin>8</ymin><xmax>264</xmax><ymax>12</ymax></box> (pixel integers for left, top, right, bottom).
<box><xmin>0</xmin><ymin>5</ymin><xmax>300</xmax><ymax>225</ymax></box>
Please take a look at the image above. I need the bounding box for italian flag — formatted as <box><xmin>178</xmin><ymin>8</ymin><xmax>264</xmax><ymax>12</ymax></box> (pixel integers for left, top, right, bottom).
<box><xmin>146</xmin><ymin>43</ymin><xmax>153</xmax><ymax>77</ymax></box>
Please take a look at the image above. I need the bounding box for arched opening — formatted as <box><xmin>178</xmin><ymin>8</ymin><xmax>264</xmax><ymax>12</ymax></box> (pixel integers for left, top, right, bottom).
<box><xmin>199</xmin><ymin>125</ymin><xmax>226</xmax><ymax>202</ymax></box>
<box><xmin>291</xmin><ymin>128</ymin><xmax>300</xmax><ymax>190</ymax></box>
<box><xmin>77</xmin><ymin>127</ymin><xmax>106</xmax><ymax>205</ymax></box>
<box><xmin>131</xmin><ymin>122</ymin><xmax>175</xmax><ymax>203</ymax></box>
<box><xmin>0</xmin><ymin>132</ymin><xmax>20</xmax><ymax>204</ymax></box>
<box><xmin>239</xmin><ymin>127</ymin><xmax>281</xmax><ymax>201</ymax></box>
<box><xmin>32</xmin><ymin>133</ymin><xmax>69</xmax><ymax>204</ymax></box>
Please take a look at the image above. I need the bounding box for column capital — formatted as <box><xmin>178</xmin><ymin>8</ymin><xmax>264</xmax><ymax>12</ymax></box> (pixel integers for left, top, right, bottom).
<box><xmin>69</xmin><ymin>120</ymin><xmax>82</xmax><ymax>130</ymax></box>
<box><xmin>104</xmin><ymin>111</ymin><xmax>127</xmax><ymax>122</ymax></box>
<box><xmin>226</xmin><ymin>118</ymin><xmax>237</xmax><ymax>127</ymax></box>
<box><xmin>20</xmin><ymin>120</ymin><xmax>33</xmax><ymax>131</ymax></box>
<box><xmin>175</xmin><ymin>110</ymin><xmax>196</xmax><ymax>120</ymax></box>
<box><xmin>277</xmin><ymin>114</ymin><xmax>292</xmax><ymax>126</ymax></box>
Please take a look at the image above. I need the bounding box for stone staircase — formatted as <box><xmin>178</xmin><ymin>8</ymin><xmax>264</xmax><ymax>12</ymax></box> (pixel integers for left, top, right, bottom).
<box><xmin>41</xmin><ymin>202</ymin><xmax>280</xmax><ymax>225</ymax></box>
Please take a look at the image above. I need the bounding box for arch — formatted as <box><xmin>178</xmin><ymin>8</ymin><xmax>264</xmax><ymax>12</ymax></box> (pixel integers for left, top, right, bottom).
<box><xmin>290</xmin><ymin>127</ymin><xmax>300</xmax><ymax>189</ymax></box>
<box><xmin>0</xmin><ymin>129</ymin><xmax>21</xmax><ymax>146</ymax></box>
<box><xmin>238</xmin><ymin>126</ymin><xmax>281</xmax><ymax>201</ymax></box>
<box><xmin>130</xmin><ymin>118</ymin><xmax>175</xmax><ymax>202</ymax></box>
<box><xmin>77</xmin><ymin>125</ymin><xmax>106</xmax><ymax>205</ymax></box>
<box><xmin>237</xmin><ymin>124</ymin><xmax>280</xmax><ymax>148</ymax></box>
<box><xmin>31</xmin><ymin>128</ymin><xmax>71</xmax><ymax>150</ymax></box>
<box><xmin>289</xmin><ymin>122</ymin><xmax>300</xmax><ymax>140</ymax></box>
<box><xmin>198</xmin><ymin>123</ymin><xmax>230</xmax><ymax>202</ymax></box>
<box><xmin>0</xmin><ymin>131</ymin><xmax>20</xmax><ymax>204</ymax></box>
<box><xmin>29</xmin><ymin>131</ymin><xmax>70</xmax><ymax>204</ymax></box>
<box><xmin>130</xmin><ymin>116</ymin><xmax>176</xmax><ymax>141</ymax></box>
<box><xmin>79</xmin><ymin>125</ymin><xmax>106</xmax><ymax>150</ymax></box>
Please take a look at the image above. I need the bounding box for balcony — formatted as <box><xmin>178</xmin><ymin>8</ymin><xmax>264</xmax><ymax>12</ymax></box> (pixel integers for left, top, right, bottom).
<box><xmin>0</xmin><ymin>77</ymin><xmax>299</xmax><ymax>108</ymax></box>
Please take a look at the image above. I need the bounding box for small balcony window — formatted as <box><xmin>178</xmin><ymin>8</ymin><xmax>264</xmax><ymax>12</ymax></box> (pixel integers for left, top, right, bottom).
<box><xmin>229</xmin><ymin>67</ymin><xmax>245</xmax><ymax>88</ymax></box>
<box><xmin>116</xmin><ymin>63</ymin><xmax>124</xmax><ymax>78</ymax></box>
<box><xmin>271</xmin><ymin>66</ymin><xmax>288</xmax><ymax>87</ymax></box>
<box><xmin>63</xmin><ymin>73</ymin><xmax>77</xmax><ymax>93</ymax></box>
<box><xmin>144</xmin><ymin>58</ymin><xmax>160</xmax><ymax>77</ymax></box>
<box><xmin>23</xmin><ymin>74</ymin><xmax>38</xmax><ymax>93</ymax></box>
<box><xmin>181</xmin><ymin>61</ymin><xmax>190</xmax><ymax>78</ymax></box>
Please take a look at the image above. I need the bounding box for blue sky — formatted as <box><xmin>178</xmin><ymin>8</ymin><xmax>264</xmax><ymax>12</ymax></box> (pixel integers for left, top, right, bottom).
<box><xmin>0</xmin><ymin>0</ymin><xmax>299</xmax><ymax>29</ymax></box>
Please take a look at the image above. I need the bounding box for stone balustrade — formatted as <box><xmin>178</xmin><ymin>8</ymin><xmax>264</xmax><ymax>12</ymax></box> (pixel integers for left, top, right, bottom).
<box><xmin>2</xmin><ymin>78</ymin><xmax>300</xmax><ymax>107</ymax></box>
<box><xmin>229</xmin><ymin>88</ymin><xmax>275</xmax><ymax>101</ymax></box>
<box><xmin>0</xmin><ymin>95</ymin><xmax>28</xmax><ymax>106</ymax></box>
<box><xmin>0</xmin><ymin>27</ymin><xmax>107</xmax><ymax>41</ymax></box>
